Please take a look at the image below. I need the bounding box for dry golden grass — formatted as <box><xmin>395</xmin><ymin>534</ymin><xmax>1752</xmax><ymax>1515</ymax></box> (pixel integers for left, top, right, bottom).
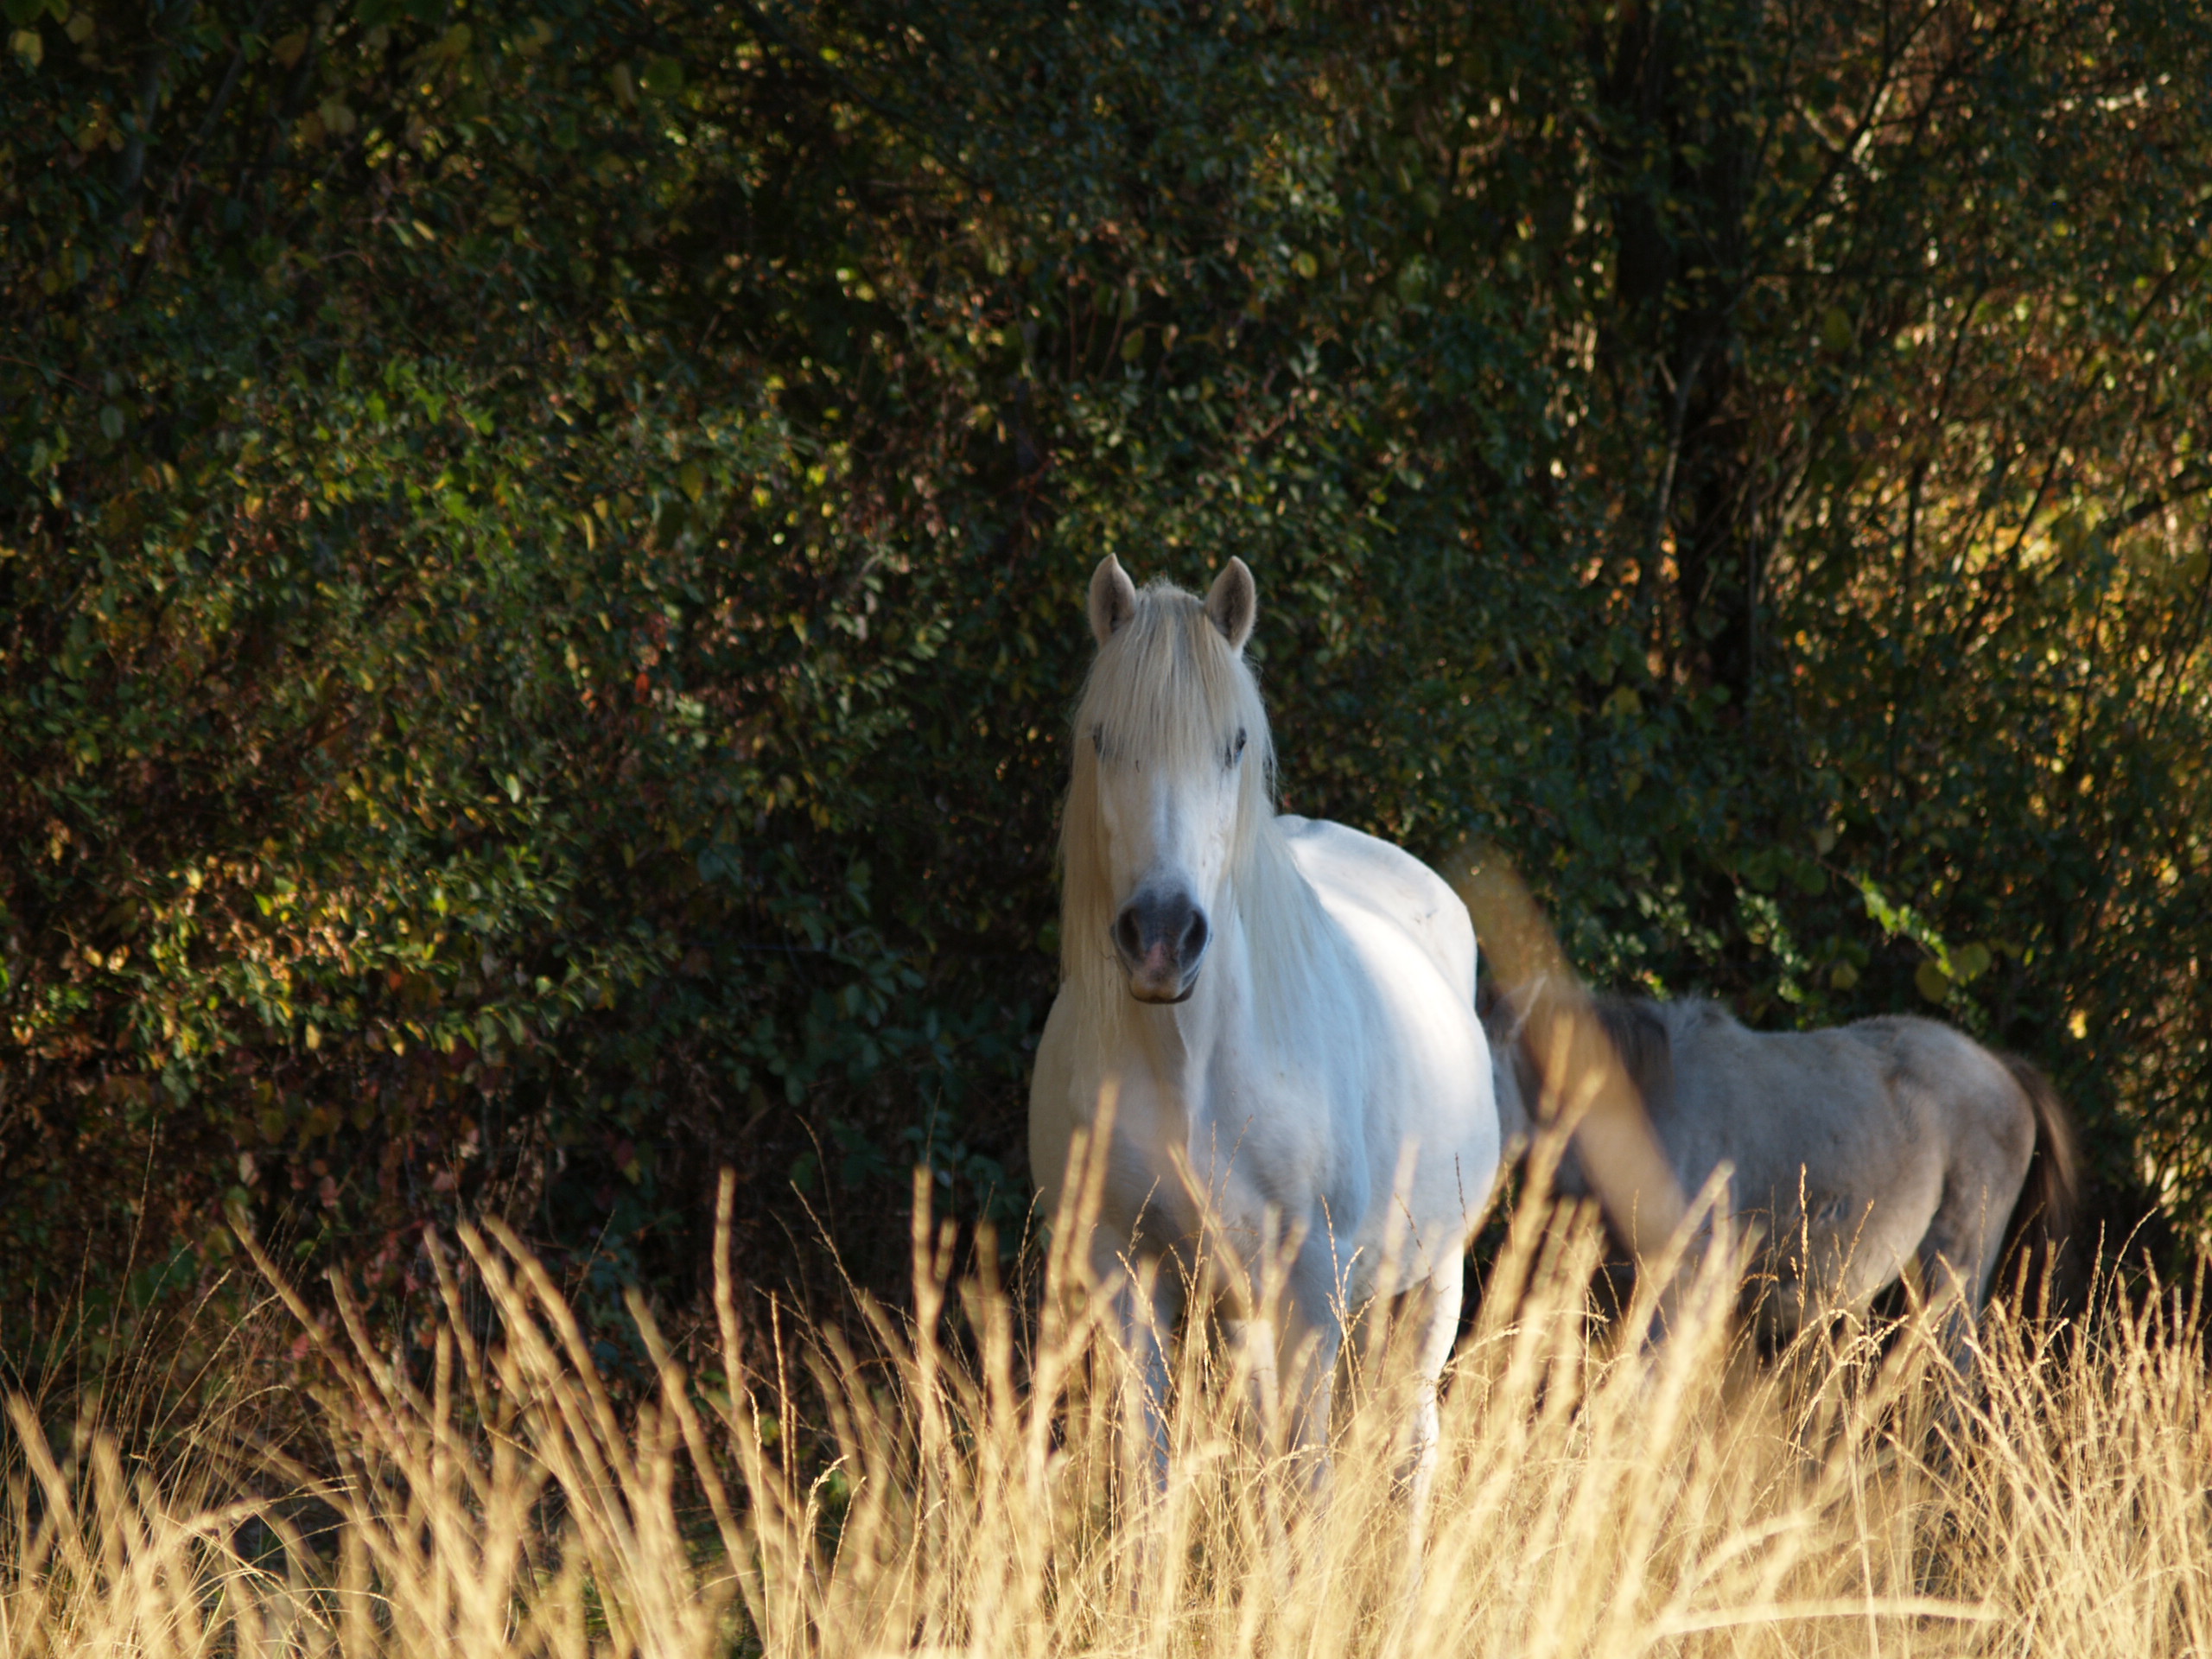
<box><xmin>4</xmin><ymin>1169</ymin><xmax>2208</xmax><ymax>1659</ymax></box>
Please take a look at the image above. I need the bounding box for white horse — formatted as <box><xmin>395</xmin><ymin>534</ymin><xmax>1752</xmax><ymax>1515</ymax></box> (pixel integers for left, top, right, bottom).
<box><xmin>1486</xmin><ymin>987</ymin><xmax>2079</xmax><ymax>1370</ymax></box>
<box><xmin>1029</xmin><ymin>555</ymin><xmax>1500</xmax><ymax>1497</ymax></box>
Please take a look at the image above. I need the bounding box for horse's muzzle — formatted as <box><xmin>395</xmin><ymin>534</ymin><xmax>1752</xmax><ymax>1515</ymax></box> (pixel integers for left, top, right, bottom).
<box><xmin>1113</xmin><ymin>889</ymin><xmax>1209</xmax><ymax>1002</ymax></box>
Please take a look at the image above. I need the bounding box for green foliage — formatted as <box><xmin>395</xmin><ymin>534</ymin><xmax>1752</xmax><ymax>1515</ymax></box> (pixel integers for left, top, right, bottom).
<box><xmin>4</xmin><ymin>0</ymin><xmax>2211</xmax><ymax>1349</ymax></box>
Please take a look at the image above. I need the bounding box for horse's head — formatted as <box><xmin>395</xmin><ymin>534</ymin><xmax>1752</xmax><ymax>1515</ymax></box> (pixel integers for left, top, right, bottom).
<box><xmin>1065</xmin><ymin>554</ymin><xmax>1267</xmax><ymax>1004</ymax></box>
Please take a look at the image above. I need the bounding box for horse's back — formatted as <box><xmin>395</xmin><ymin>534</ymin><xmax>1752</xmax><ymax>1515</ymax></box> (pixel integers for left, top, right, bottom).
<box><xmin>1277</xmin><ymin>815</ymin><xmax>1476</xmax><ymax>1001</ymax></box>
<box><xmin>1635</xmin><ymin>1002</ymin><xmax>1953</xmax><ymax>1255</ymax></box>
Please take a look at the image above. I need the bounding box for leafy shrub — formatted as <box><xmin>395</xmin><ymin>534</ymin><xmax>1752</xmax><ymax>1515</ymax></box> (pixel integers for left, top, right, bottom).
<box><xmin>3</xmin><ymin>0</ymin><xmax>2209</xmax><ymax>1356</ymax></box>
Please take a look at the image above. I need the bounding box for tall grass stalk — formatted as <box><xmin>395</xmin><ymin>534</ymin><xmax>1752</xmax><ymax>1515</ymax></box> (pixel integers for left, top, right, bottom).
<box><xmin>3</xmin><ymin>1167</ymin><xmax>2205</xmax><ymax>1658</ymax></box>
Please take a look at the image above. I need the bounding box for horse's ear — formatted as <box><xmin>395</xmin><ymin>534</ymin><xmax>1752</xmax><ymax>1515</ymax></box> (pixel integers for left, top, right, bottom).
<box><xmin>1205</xmin><ymin>556</ymin><xmax>1256</xmax><ymax>652</ymax></box>
<box><xmin>1089</xmin><ymin>555</ymin><xmax>1138</xmax><ymax>646</ymax></box>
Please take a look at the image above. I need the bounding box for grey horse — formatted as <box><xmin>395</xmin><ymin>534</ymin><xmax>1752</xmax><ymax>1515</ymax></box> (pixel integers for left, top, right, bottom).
<box><xmin>1486</xmin><ymin>988</ymin><xmax>2080</xmax><ymax>1368</ymax></box>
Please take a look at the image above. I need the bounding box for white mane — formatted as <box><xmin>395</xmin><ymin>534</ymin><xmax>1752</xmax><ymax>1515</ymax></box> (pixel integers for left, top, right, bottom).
<box><xmin>1057</xmin><ymin>578</ymin><xmax>1329</xmax><ymax>1045</ymax></box>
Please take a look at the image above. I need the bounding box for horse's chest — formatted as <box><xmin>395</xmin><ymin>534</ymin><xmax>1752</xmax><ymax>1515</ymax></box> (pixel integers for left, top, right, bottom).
<box><xmin>1103</xmin><ymin>1071</ymin><xmax>1345</xmax><ymax>1249</ymax></box>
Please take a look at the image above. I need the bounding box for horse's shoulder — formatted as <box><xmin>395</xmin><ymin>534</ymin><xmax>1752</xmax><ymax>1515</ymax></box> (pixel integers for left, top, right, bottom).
<box><xmin>1663</xmin><ymin>995</ymin><xmax>1738</xmax><ymax>1033</ymax></box>
<box><xmin>1643</xmin><ymin>995</ymin><xmax>1742</xmax><ymax>1052</ymax></box>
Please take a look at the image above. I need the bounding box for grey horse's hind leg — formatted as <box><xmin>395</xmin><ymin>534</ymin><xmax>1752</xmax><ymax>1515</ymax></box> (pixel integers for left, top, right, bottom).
<box><xmin>1904</xmin><ymin>1034</ymin><xmax>2038</xmax><ymax>1382</ymax></box>
<box><xmin>1913</xmin><ymin>1166</ymin><xmax>2019</xmax><ymax>1379</ymax></box>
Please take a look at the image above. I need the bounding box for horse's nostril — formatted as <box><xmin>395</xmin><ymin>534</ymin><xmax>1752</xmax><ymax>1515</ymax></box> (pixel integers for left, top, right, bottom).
<box><xmin>1114</xmin><ymin>906</ymin><xmax>1143</xmax><ymax>960</ymax></box>
<box><xmin>1184</xmin><ymin>909</ymin><xmax>1209</xmax><ymax>959</ymax></box>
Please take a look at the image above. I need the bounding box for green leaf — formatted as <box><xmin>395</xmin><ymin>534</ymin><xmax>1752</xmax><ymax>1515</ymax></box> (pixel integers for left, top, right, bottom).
<box><xmin>1914</xmin><ymin>960</ymin><xmax>1952</xmax><ymax>1003</ymax></box>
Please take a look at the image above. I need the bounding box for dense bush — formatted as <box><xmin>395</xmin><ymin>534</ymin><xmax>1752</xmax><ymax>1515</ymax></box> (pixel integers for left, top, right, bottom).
<box><xmin>4</xmin><ymin>0</ymin><xmax>2209</xmax><ymax>1359</ymax></box>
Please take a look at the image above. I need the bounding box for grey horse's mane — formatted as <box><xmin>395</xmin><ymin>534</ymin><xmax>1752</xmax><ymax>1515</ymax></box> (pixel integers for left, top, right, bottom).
<box><xmin>1493</xmin><ymin>986</ymin><xmax>1692</xmax><ymax>1121</ymax></box>
<box><xmin>1585</xmin><ymin>995</ymin><xmax>1677</xmax><ymax>1114</ymax></box>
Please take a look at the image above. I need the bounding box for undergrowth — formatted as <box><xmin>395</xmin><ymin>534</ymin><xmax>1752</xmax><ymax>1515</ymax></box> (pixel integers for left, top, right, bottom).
<box><xmin>3</xmin><ymin>1168</ymin><xmax>2205</xmax><ymax>1659</ymax></box>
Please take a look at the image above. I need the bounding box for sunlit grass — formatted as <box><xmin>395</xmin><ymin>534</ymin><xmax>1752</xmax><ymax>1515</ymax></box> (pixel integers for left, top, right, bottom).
<box><xmin>4</xmin><ymin>1170</ymin><xmax>2206</xmax><ymax>1659</ymax></box>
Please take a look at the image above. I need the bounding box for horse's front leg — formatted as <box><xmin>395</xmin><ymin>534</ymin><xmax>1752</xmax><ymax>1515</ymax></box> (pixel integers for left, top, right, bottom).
<box><xmin>1228</xmin><ymin>1236</ymin><xmax>1344</xmax><ymax>1484</ymax></box>
<box><xmin>1220</xmin><ymin>1236</ymin><xmax>1343</xmax><ymax>1597</ymax></box>
<box><xmin>1090</xmin><ymin>1232</ymin><xmax>1185</xmax><ymax>1498</ymax></box>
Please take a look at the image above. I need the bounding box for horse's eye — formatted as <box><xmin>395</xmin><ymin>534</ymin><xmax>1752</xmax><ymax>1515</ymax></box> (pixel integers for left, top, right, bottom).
<box><xmin>1229</xmin><ymin>727</ymin><xmax>1248</xmax><ymax>766</ymax></box>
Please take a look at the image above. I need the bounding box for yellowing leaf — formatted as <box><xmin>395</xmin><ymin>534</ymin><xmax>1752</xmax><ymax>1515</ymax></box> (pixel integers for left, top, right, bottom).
<box><xmin>1915</xmin><ymin>959</ymin><xmax>1951</xmax><ymax>1003</ymax></box>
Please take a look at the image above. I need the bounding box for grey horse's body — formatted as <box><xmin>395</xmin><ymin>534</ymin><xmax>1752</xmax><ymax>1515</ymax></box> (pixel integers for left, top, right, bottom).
<box><xmin>1488</xmin><ymin>994</ymin><xmax>2078</xmax><ymax>1363</ymax></box>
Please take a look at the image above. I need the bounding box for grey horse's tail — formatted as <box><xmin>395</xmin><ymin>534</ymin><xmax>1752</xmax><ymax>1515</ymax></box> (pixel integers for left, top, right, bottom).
<box><xmin>1996</xmin><ymin>1052</ymin><xmax>2082</xmax><ymax>1306</ymax></box>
